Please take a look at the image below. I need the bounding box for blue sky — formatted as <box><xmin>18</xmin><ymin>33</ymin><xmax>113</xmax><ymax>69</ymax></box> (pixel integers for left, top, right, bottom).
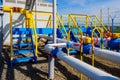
<box><xmin>46</xmin><ymin>0</ymin><xmax>120</xmax><ymax>23</ymax></box>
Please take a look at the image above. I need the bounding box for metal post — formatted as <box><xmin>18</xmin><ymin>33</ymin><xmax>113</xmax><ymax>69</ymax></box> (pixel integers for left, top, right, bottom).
<box><xmin>0</xmin><ymin>6</ymin><xmax>3</xmax><ymax>52</ymax></box>
<box><xmin>48</xmin><ymin>0</ymin><xmax>56</xmax><ymax>79</ymax></box>
<box><xmin>53</xmin><ymin>0</ymin><xmax>57</xmax><ymax>43</ymax></box>
<box><xmin>35</xmin><ymin>0</ymin><xmax>37</xmax><ymax>28</ymax></box>
<box><xmin>108</xmin><ymin>8</ymin><xmax>110</xmax><ymax>30</ymax></box>
<box><xmin>100</xmin><ymin>8</ymin><xmax>102</xmax><ymax>22</ymax></box>
<box><xmin>86</xmin><ymin>16</ymin><xmax>88</xmax><ymax>27</ymax></box>
<box><xmin>112</xmin><ymin>18</ymin><xmax>114</xmax><ymax>33</ymax></box>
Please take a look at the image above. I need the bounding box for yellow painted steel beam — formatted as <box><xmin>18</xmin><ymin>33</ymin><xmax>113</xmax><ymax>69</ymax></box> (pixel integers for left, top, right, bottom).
<box><xmin>35</xmin><ymin>19</ymin><xmax>52</xmax><ymax>22</ymax></box>
<box><xmin>91</xmin><ymin>27</ymin><xmax>103</xmax><ymax>66</ymax></box>
<box><xmin>46</xmin><ymin>15</ymin><xmax>52</xmax><ymax>28</ymax></box>
<box><xmin>70</xmin><ymin>14</ymin><xmax>87</xmax><ymax>17</ymax></box>
<box><xmin>32</xmin><ymin>10</ymin><xmax>52</xmax><ymax>14</ymax></box>
<box><xmin>33</xmin><ymin>12</ymin><xmax>52</xmax><ymax>16</ymax></box>
<box><xmin>57</xmin><ymin>13</ymin><xmax>68</xmax><ymax>38</ymax></box>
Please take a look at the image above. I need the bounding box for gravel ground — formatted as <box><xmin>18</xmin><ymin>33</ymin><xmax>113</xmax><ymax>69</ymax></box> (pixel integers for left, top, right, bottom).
<box><xmin>0</xmin><ymin>45</ymin><xmax>120</xmax><ymax>80</ymax></box>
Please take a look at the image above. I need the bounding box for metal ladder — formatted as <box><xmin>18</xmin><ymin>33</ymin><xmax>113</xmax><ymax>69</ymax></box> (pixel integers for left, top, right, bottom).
<box><xmin>10</xmin><ymin>28</ymin><xmax>37</xmax><ymax>67</ymax></box>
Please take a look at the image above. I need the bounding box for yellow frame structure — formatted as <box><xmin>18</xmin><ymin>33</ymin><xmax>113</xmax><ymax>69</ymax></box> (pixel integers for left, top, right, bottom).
<box><xmin>4</xmin><ymin>6</ymin><xmax>38</xmax><ymax>56</ymax></box>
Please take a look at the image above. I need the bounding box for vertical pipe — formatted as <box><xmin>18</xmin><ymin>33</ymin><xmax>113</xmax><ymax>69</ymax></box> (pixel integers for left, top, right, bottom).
<box><xmin>48</xmin><ymin>0</ymin><xmax>57</xmax><ymax>79</ymax></box>
<box><xmin>35</xmin><ymin>0</ymin><xmax>37</xmax><ymax>28</ymax></box>
<box><xmin>53</xmin><ymin>0</ymin><xmax>56</xmax><ymax>43</ymax></box>
<box><xmin>50</xmin><ymin>15</ymin><xmax>52</xmax><ymax>28</ymax></box>
<box><xmin>108</xmin><ymin>8</ymin><xmax>110</xmax><ymax>30</ymax></box>
<box><xmin>35</xmin><ymin>0</ymin><xmax>38</xmax><ymax>56</ymax></box>
<box><xmin>0</xmin><ymin>13</ymin><xmax>3</xmax><ymax>52</ymax></box>
<box><xmin>67</xmin><ymin>30</ymin><xmax>70</xmax><ymax>56</ymax></box>
<box><xmin>10</xmin><ymin>8</ymin><xmax>13</xmax><ymax>61</ymax></box>
<box><xmin>100</xmin><ymin>8</ymin><xmax>102</xmax><ymax>22</ymax></box>
<box><xmin>112</xmin><ymin>18</ymin><xmax>114</xmax><ymax>33</ymax></box>
<box><xmin>80</xmin><ymin>39</ymin><xmax>83</xmax><ymax>80</ymax></box>
<box><xmin>94</xmin><ymin>17</ymin><xmax>96</xmax><ymax>27</ymax></box>
<box><xmin>74</xmin><ymin>16</ymin><xmax>77</xmax><ymax>25</ymax></box>
<box><xmin>68</xmin><ymin>15</ymin><xmax>70</xmax><ymax>28</ymax></box>
<box><xmin>86</xmin><ymin>16</ymin><xmax>88</xmax><ymax>27</ymax></box>
<box><xmin>91</xmin><ymin>37</ymin><xmax>94</xmax><ymax>66</ymax></box>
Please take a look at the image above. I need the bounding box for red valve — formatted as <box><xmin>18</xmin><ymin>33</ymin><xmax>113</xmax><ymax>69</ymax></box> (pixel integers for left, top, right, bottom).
<box><xmin>73</xmin><ymin>44</ymin><xmax>80</xmax><ymax>46</ymax></box>
<box><xmin>13</xmin><ymin>7</ymin><xmax>21</xmax><ymax>12</ymax></box>
<box><xmin>13</xmin><ymin>7</ymin><xmax>17</xmax><ymax>12</ymax></box>
<box><xmin>18</xmin><ymin>8</ymin><xmax>21</xmax><ymax>12</ymax></box>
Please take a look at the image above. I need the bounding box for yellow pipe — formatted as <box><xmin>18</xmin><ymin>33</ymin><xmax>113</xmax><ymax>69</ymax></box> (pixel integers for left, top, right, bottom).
<box><xmin>69</xmin><ymin>15</ymin><xmax>83</xmax><ymax>37</ymax></box>
<box><xmin>10</xmin><ymin>8</ymin><xmax>13</xmax><ymax>60</ymax></box>
<box><xmin>87</xmin><ymin>16</ymin><xmax>97</xmax><ymax>28</ymax></box>
<box><xmin>67</xmin><ymin>30</ymin><xmax>70</xmax><ymax>56</ymax></box>
<box><xmin>79</xmin><ymin>38</ymin><xmax>83</xmax><ymax>80</ymax></box>
<box><xmin>68</xmin><ymin>15</ymin><xmax>71</xmax><ymax>28</ymax></box>
<box><xmin>91</xmin><ymin>34</ymin><xmax>94</xmax><ymax>66</ymax></box>
<box><xmin>86</xmin><ymin>16</ymin><xmax>88</xmax><ymax>27</ymax></box>
<box><xmin>49</xmin><ymin>16</ymin><xmax>52</xmax><ymax>28</ymax></box>
<box><xmin>30</xmin><ymin>13</ymin><xmax>38</xmax><ymax>56</ymax></box>
<box><xmin>100</xmin><ymin>9</ymin><xmax>102</xmax><ymax>22</ymax></box>
<box><xmin>46</xmin><ymin>15</ymin><xmax>52</xmax><ymax>28</ymax></box>
<box><xmin>90</xmin><ymin>15</ymin><xmax>108</xmax><ymax>32</ymax></box>
<box><xmin>33</xmin><ymin>13</ymin><xmax>52</xmax><ymax>16</ymax></box>
<box><xmin>32</xmin><ymin>10</ymin><xmax>52</xmax><ymax>14</ymax></box>
<box><xmin>56</xmin><ymin>15</ymin><xmax>59</xmax><ymax>28</ymax></box>
<box><xmin>70</xmin><ymin>14</ymin><xmax>87</xmax><ymax>17</ymax></box>
<box><xmin>3</xmin><ymin>6</ymin><xmax>24</xmax><ymax>13</ymax></box>
<box><xmin>57</xmin><ymin>13</ymin><xmax>68</xmax><ymax>38</ymax></box>
<box><xmin>108</xmin><ymin>8</ymin><xmax>110</xmax><ymax>28</ymax></box>
<box><xmin>94</xmin><ymin>17</ymin><xmax>97</xmax><ymax>27</ymax></box>
<box><xmin>95</xmin><ymin>15</ymin><xmax>108</xmax><ymax>32</ymax></box>
<box><xmin>91</xmin><ymin>47</ymin><xmax>94</xmax><ymax>66</ymax></box>
<box><xmin>35</xmin><ymin>19</ymin><xmax>52</xmax><ymax>22</ymax></box>
<box><xmin>3</xmin><ymin>6</ymin><xmax>11</xmax><ymax>12</ymax></box>
<box><xmin>69</xmin><ymin>14</ymin><xmax>83</xmax><ymax>80</ymax></box>
<box><xmin>91</xmin><ymin>27</ymin><xmax>103</xmax><ymax>66</ymax></box>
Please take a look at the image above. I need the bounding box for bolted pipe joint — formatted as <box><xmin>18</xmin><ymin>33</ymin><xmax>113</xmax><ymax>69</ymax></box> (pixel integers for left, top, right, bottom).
<box><xmin>83</xmin><ymin>44</ymin><xmax>92</xmax><ymax>54</ymax></box>
<box><xmin>66</xmin><ymin>42</ymin><xmax>72</xmax><ymax>48</ymax></box>
<box><xmin>51</xmin><ymin>47</ymin><xmax>61</xmax><ymax>58</ymax></box>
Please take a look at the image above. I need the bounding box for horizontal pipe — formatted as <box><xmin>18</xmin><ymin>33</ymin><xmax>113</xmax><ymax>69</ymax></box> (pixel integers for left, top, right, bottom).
<box><xmin>71</xmin><ymin>44</ymin><xmax>120</xmax><ymax>64</ymax></box>
<box><xmin>44</xmin><ymin>45</ymin><xmax>119</xmax><ymax>80</ymax></box>
<box><xmin>3</xmin><ymin>6</ymin><xmax>24</xmax><ymax>13</ymax></box>
<box><xmin>45</xmin><ymin>43</ymin><xmax>66</xmax><ymax>48</ymax></box>
<box><xmin>92</xmin><ymin>48</ymin><xmax>120</xmax><ymax>64</ymax></box>
<box><xmin>40</xmin><ymin>35</ymin><xmax>120</xmax><ymax>64</ymax></box>
<box><xmin>57</xmin><ymin>51</ymin><xmax>119</xmax><ymax>80</ymax></box>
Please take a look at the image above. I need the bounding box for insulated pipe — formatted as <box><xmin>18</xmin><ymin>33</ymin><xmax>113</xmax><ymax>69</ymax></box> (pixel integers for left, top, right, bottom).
<box><xmin>44</xmin><ymin>45</ymin><xmax>119</xmax><ymax>80</ymax></box>
<box><xmin>45</xmin><ymin>43</ymin><xmax>67</xmax><ymax>48</ymax></box>
<box><xmin>91</xmin><ymin>48</ymin><xmax>120</xmax><ymax>64</ymax></box>
<box><xmin>43</xmin><ymin>37</ymin><xmax>120</xmax><ymax>64</ymax></box>
<box><xmin>57</xmin><ymin>51</ymin><xmax>119</xmax><ymax>80</ymax></box>
<box><xmin>71</xmin><ymin>44</ymin><xmax>120</xmax><ymax>64</ymax></box>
